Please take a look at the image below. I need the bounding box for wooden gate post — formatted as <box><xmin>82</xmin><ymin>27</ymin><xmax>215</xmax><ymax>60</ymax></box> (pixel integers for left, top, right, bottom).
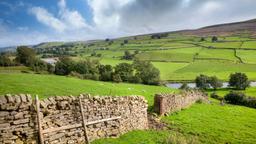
<box><xmin>79</xmin><ymin>98</ymin><xmax>90</xmax><ymax>144</ymax></box>
<box><xmin>36</xmin><ymin>95</ymin><xmax>44</xmax><ymax>144</ymax></box>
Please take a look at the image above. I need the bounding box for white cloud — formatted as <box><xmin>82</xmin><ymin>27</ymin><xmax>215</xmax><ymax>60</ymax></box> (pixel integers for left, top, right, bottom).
<box><xmin>58</xmin><ymin>0</ymin><xmax>91</xmax><ymax>30</ymax></box>
<box><xmin>29</xmin><ymin>0</ymin><xmax>91</xmax><ymax>32</ymax></box>
<box><xmin>29</xmin><ymin>7</ymin><xmax>66</xmax><ymax>32</ymax></box>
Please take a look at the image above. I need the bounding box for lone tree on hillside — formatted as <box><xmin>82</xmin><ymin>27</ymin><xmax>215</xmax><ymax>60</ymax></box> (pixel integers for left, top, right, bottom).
<box><xmin>229</xmin><ymin>73</ymin><xmax>250</xmax><ymax>90</ymax></box>
<box><xmin>123</xmin><ymin>50</ymin><xmax>133</xmax><ymax>60</ymax></box>
<box><xmin>212</xmin><ymin>36</ymin><xmax>218</xmax><ymax>42</ymax></box>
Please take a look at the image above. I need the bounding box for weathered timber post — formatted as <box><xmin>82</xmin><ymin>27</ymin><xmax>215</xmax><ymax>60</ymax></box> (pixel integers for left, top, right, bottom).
<box><xmin>35</xmin><ymin>95</ymin><xmax>44</xmax><ymax>144</ymax></box>
<box><xmin>79</xmin><ymin>98</ymin><xmax>90</xmax><ymax>144</ymax></box>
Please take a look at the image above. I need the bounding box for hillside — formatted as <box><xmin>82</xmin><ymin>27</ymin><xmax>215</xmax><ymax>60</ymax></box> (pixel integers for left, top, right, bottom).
<box><xmin>181</xmin><ymin>18</ymin><xmax>256</xmax><ymax>36</ymax></box>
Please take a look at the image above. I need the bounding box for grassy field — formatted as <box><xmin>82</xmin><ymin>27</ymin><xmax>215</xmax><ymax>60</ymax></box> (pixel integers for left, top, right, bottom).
<box><xmin>93</xmin><ymin>101</ymin><xmax>256</xmax><ymax>144</ymax></box>
<box><xmin>207</xmin><ymin>87</ymin><xmax>256</xmax><ymax>98</ymax></box>
<box><xmin>0</xmin><ymin>73</ymin><xmax>175</xmax><ymax>106</ymax></box>
<box><xmin>162</xmin><ymin>102</ymin><xmax>256</xmax><ymax>144</ymax></box>
<box><xmin>0</xmin><ymin>66</ymin><xmax>31</xmax><ymax>73</ymax></box>
<box><xmin>196</xmin><ymin>49</ymin><xmax>237</xmax><ymax>62</ymax></box>
<box><xmin>237</xmin><ymin>50</ymin><xmax>256</xmax><ymax>64</ymax></box>
<box><xmin>1</xmin><ymin>72</ymin><xmax>256</xmax><ymax>143</ymax></box>
<box><xmin>136</xmin><ymin>48</ymin><xmax>201</xmax><ymax>62</ymax></box>
<box><xmin>241</xmin><ymin>41</ymin><xmax>256</xmax><ymax>49</ymax></box>
<box><xmin>68</xmin><ymin>35</ymin><xmax>256</xmax><ymax>82</ymax></box>
<box><xmin>201</xmin><ymin>41</ymin><xmax>242</xmax><ymax>49</ymax></box>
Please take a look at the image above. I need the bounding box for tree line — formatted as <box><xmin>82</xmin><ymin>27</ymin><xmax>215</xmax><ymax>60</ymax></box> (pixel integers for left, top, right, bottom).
<box><xmin>55</xmin><ymin>57</ymin><xmax>160</xmax><ymax>85</ymax></box>
<box><xmin>192</xmin><ymin>73</ymin><xmax>249</xmax><ymax>90</ymax></box>
<box><xmin>0</xmin><ymin>46</ymin><xmax>160</xmax><ymax>85</ymax></box>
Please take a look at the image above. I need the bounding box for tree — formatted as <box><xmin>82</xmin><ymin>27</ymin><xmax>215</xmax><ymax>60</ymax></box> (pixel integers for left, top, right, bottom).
<box><xmin>195</xmin><ymin>75</ymin><xmax>210</xmax><ymax>89</ymax></box>
<box><xmin>91</xmin><ymin>51</ymin><xmax>96</xmax><ymax>57</ymax></box>
<box><xmin>30</xmin><ymin>58</ymin><xmax>48</xmax><ymax>72</ymax></box>
<box><xmin>133</xmin><ymin>59</ymin><xmax>160</xmax><ymax>85</ymax></box>
<box><xmin>16</xmin><ymin>46</ymin><xmax>36</xmax><ymax>66</ymax></box>
<box><xmin>55</xmin><ymin>57</ymin><xmax>74</xmax><ymax>75</ymax></box>
<box><xmin>200</xmin><ymin>37</ymin><xmax>205</xmax><ymax>42</ymax></box>
<box><xmin>98</xmin><ymin>65</ymin><xmax>113</xmax><ymax>81</ymax></box>
<box><xmin>209</xmin><ymin>76</ymin><xmax>223</xmax><ymax>90</ymax></box>
<box><xmin>0</xmin><ymin>54</ymin><xmax>14</xmax><ymax>66</ymax></box>
<box><xmin>112</xmin><ymin>74</ymin><xmax>122</xmax><ymax>83</ymax></box>
<box><xmin>212</xmin><ymin>36</ymin><xmax>218</xmax><ymax>42</ymax></box>
<box><xmin>123</xmin><ymin>50</ymin><xmax>133</xmax><ymax>60</ymax></box>
<box><xmin>114</xmin><ymin>63</ymin><xmax>134</xmax><ymax>82</ymax></box>
<box><xmin>123</xmin><ymin>40</ymin><xmax>128</xmax><ymax>44</ymax></box>
<box><xmin>229</xmin><ymin>73</ymin><xmax>249</xmax><ymax>90</ymax></box>
<box><xmin>134</xmin><ymin>50</ymin><xmax>140</xmax><ymax>55</ymax></box>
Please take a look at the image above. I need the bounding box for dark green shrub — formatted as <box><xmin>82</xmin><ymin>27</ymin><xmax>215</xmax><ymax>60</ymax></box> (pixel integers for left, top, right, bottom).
<box><xmin>229</xmin><ymin>73</ymin><xmax>249</xmax><ymax>90</ymax></box>
<box><xmin>224</xmin><ymin>91</ymin><xmax>245</xmax><ymax>105</ymax></box>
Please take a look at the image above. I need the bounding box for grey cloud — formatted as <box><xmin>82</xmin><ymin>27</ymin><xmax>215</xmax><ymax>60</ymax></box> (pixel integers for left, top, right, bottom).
<box><xmin>107</xmin><ymin>0</ymin><xmax>256</xmax><ymax>34</ymax></box>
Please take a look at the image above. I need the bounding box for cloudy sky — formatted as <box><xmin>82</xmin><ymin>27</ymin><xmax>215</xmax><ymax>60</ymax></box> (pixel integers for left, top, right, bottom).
<box><xmin>0</xmin><ymin>0</ymin><xmax>256</xmax><ymax>47</ymax></box>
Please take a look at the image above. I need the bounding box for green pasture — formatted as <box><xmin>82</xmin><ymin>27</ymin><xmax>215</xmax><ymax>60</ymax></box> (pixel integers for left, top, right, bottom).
<box><xmin>237</xmin><ymin>50</ymin><xmax>256</xmax><ymax>64</ymax></box>
<box><xmin>172</xmin><ymin>61</ymin><xmax>256</xmax><ymax>81</ymax></box>
<box><xmin>162</xmin><ymin>102</ymin><xmax>256</xmax><ymax>144</ymax></box>
<box><xmin>93</xmin><ymin>101</ymin><xmax>256</xmax><ymax>144</ymax></box>
<box><xmin>0</xmin><ymin>66</ymin><xmax>31</xmax><ymax>73</ymax></box>
<box><xmin>0</xmin><ymin>73</ymin><xmax>175</xmax><ymax>106</ymax></box>
<box><xmin>201</xmin><ymin>41</ymin><xmax>242</xmax><ymax>49</ymax></box>
<box><xmin>241</xmin><ymin>41</ymin><xmax>256</xmax><ymax>49</ymax></box>
<box><xmin>135</xmin><ymin>48</ymin><xmax>201</xmax><ymax>62</ymax></box>
<box><xmin>196</xmin><ymin>49</ymin><xmax>237</xmax><ymax>62</ymax></box>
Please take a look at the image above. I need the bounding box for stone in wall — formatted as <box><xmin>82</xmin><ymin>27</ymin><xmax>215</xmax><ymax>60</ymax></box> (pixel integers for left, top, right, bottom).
<box><xmin>154</xmin><ymin>90</ymin><xmax>208</xmax><ymax>115</ymax></box>
<box><xmin>0</xmin><ymin>94</ymin><xmax>148</xmax><ymax>144</ymax></box>
<box><xmin>0</xmin><ymin>94</ymin><xmax>37</xmax><ymax>144</ymax></box>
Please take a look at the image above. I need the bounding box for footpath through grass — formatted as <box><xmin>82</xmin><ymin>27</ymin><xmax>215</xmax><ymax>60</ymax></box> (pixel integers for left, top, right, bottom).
<box><xmin>0</xmin><ymin>73</ymin><xmax>175</xmax><ymax>106</ymax></box>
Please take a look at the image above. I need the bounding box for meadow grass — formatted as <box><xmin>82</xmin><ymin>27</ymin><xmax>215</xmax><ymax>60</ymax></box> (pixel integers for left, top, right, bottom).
<box><xmin>196</xmin><ymin>48</ymin><xmax>237</xmax><ymax>62</ymax></box>
<box><xmin>237</xmin><ymin>50</ymin><xmax>256</xmax><ymax>64</ymax></box>
<box><xmin>162</xmin><ymin>102</ymin><xmax>256</xmax><ymax>144</ymax></box>
<box><xmin>0</xmin><ymin>73</ymin><xmax>175</xmax><ymax>106</ymax></box>
<box><xmin>241</xmin><ymin>41</ymin><xmax>256</xmax><ymax>49</ymax></box>
<box><xmin>0</xmin><ymin>66</ymin><xmax>31</xmax><ymax>73</ymax></box>
<box><xmin>172</xmin><ymin>61</ymin><xmax>256</xmax><ymax>81</ymax></box>
<box><xmin>207</xmin><ymin>87</ymin><xmax>256</xmax><ymax>98</ymax></box>
<box><xmin>135</xmin><ymin>47</ymin><xmax>201</xmax><ymax>62</ymax></box>
<box><xmin>93</xmin><ymin>101</ymin><xmax>256</xmax><ymax>144</ymax></box>
<box><xmin>201</xmin><ymin>41</ymin><xmax>242</xmax><ymax>49</ymax></box>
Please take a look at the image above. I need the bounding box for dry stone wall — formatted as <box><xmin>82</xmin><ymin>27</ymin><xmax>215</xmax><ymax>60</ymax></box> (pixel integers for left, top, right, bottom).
<box><xmin>0</xmin><ymin>94</ymin><xmax>148</xmax><ymax>144</ymax></box>
<box><xmin>154</xmin><ymin>90</ymin><xmax>208</xmax><ymax>115</ymax></box>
